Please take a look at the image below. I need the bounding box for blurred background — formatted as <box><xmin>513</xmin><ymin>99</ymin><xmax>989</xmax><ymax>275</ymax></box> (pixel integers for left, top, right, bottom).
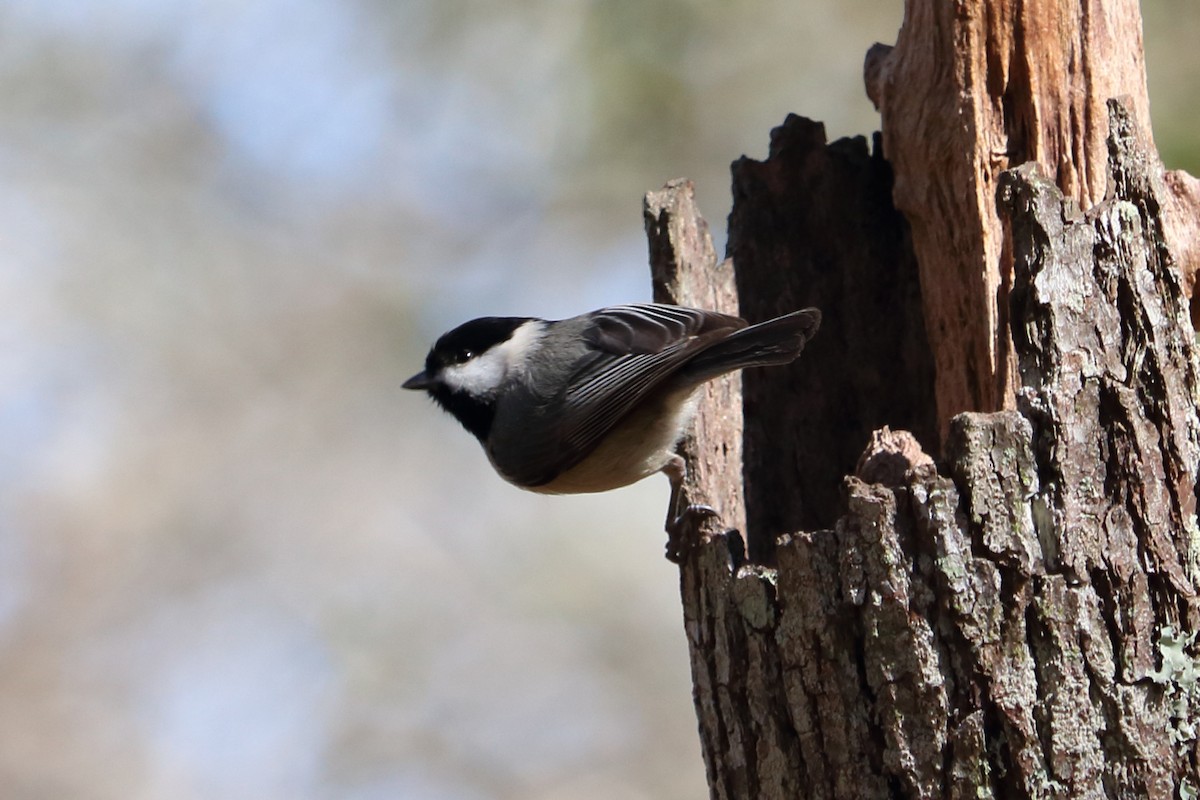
<box><xmin>1</xmin><ymin>1</ymin><xmax>1195</xmax><ymax>798</ymax></box>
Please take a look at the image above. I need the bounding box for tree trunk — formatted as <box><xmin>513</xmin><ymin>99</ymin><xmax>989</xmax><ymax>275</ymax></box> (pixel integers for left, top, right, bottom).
<box><xmin>644</xmin><ymin>1</ymin><xmax>1200</xmax><ymax>797</ymax></box>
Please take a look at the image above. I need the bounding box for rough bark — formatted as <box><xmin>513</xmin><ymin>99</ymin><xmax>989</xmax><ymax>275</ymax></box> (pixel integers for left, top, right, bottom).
<box><xmin>648</xmin><ymin>0</ymin><xmax>1200</xmax><ymax>791</ymax></box>
<box><xmin>861</xmin><ymin>0</ymin><xmax>1194</xmax><ymax>438</ymax></box>
<box><xmin>648</xmin><ymin>103</ymin><xmax>1200</xmax><ymax>796</ymax></box>
<box><xmin>648</xmin><ymin>0</ymin><xmax>1200</xmax><ymax>786</ymax></box>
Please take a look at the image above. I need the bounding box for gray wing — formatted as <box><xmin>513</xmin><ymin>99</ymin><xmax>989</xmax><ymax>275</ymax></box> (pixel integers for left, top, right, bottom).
<box><xmin>563</xmin><ymin>304</ymin><xmax>744</xmax><ymax>447</ymax></box>
<box><xmin>580</xmin><ymin>303</ymin><xmax>745</xmax><ymax>355</ymax></box>
<box><xmin>513</xmin><ymin>305</ymin><xmax>745</xmax><ymax>486</ymax></box>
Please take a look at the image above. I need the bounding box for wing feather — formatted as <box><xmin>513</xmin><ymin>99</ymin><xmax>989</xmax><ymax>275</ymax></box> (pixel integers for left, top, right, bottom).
<box><xmin>580</xmin><ymin>304</ymin><xmax>744</xmax><ymax>355</ymax></box>
<box><xmin>539</xmin><ymin>304</ymin><xmax>744</xmax><ymax>481</ymax></box>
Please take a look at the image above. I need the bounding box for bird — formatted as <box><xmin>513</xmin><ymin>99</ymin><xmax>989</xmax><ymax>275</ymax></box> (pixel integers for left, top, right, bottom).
<box><xmin>403</xmin><ymin>303</ymin><xmax>820</xmax><ymax>561</ymax></box>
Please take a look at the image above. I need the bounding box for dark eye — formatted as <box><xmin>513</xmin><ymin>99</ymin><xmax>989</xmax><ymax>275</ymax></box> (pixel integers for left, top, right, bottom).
<box><xmin>458</xmin><ymin>348</ymin><xmax>475</xmax><ymax>362</ymax></box>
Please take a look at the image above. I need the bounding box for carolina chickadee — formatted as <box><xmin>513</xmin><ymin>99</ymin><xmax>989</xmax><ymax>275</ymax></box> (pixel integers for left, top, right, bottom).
<box><xmin>403</xmin><ymin>303</ymin><xmax>820</xmax><ymax>559</ymax></box>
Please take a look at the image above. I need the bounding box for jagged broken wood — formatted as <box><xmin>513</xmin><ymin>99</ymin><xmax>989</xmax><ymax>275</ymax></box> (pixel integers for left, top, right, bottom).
<box><xmin>645</xmin><ymin>100</ymin><xmax>1200</xmax><ymax>798</ymax></box>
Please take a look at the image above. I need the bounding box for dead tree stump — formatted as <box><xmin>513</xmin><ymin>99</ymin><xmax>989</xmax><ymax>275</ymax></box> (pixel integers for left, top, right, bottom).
<box><xmin>643</xmin><ymin>0</ymin><xmax>1200</xmax><ymax>796</ymax></box>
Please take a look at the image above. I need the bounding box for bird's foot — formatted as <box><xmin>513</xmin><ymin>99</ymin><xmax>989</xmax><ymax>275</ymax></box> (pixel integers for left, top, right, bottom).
<box><xmin>665</xmin><ymin>504</ymin><xmax>720</xmax><ymax>564</ymax></box>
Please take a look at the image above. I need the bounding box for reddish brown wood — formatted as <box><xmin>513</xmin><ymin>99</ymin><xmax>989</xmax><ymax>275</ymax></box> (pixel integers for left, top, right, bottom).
<box><xmin>865</xmin><ymin>0</ymin><xmax>1159</xmax><ymax>437</ymax></box>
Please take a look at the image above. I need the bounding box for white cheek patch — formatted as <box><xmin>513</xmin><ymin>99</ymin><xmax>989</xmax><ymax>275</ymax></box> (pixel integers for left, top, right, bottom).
<box><xmin>441</xmin><ymin>348</ymin><xmax>510</xmax><ymax>395</ymax></box>
<box><xmin>440</xmin><ymin>321</ymin><xmax>545</xmax><ymax>395</ymax></box>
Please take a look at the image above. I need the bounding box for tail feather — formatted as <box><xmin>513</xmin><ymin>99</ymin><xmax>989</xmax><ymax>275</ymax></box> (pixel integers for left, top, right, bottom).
<box><xmin>680</xmin><ymin>308</ymin><xmax>820</xmax><ymax>384</ymax></box>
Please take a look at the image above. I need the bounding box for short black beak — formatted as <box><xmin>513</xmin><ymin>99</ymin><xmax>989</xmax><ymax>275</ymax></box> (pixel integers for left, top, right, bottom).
<box><xmin>402</xmin><ymin>371</ymin><xmax>436</xmax><ymax>391</ymax></box>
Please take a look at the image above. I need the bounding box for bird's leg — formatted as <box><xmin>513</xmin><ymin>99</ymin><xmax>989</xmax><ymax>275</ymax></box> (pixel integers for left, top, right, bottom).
<box><xmin>662</xmin><ymin>454</ymin><xmax>719</xmax><ymax>563</ymax></box>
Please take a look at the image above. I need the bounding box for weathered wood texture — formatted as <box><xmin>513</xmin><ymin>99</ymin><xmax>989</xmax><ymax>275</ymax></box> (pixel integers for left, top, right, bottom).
<box><xmin>645</xmin><ymin>180</ymin><xmax>747</xmax><ymax>543</ymax></box>
<box><xmin>649</xmin><ymin>100</ymin><xmax>1200</xmax><ymax>799</ymax></box>
<box><xmin>647</xmin><ymin>0</ymin><xmax>1200</xmax><ymax>793</ymax></box>
<box><xmin>727</xmin><ymin>119</ymin><xmax>937</xmax><ymax>559</ymax></box>
<box><xmin>861</xmin><ymin>0</ymin><xmax>1200</xmax><ymax>436</ymax></box>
